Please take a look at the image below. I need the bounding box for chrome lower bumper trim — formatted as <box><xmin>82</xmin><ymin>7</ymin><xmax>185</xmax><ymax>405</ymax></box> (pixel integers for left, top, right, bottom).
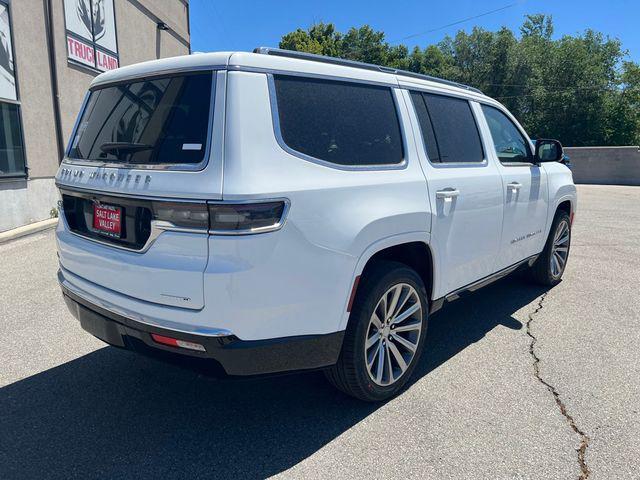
<box><xmin>57</xmin><ymin>268</ymin><xmax>233</xmax><ymax>338</ymax></box>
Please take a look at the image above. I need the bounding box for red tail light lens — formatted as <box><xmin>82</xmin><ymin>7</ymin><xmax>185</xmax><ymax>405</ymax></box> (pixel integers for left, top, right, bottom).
<box><xmin>208</xmin><ymin>201</ymin><xmax>287</xmax><ymax>234</ymax></box>
<box><xmin>151</xmin><ymin>333</ymin><xmax>205</xmax><ymax>352</ymax></box>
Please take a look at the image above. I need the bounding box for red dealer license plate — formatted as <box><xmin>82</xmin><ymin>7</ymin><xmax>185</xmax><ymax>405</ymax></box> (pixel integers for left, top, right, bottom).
<box><xmin>93</xmin><ymin>204</ymin><xmax>122</xmax><ymax>238</ymax></box>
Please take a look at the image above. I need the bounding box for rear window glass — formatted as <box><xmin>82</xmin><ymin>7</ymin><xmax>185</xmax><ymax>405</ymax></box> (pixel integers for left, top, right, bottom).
<box><xmin>273</xmin><ymin>75</ymin><xmax>403</xmax><ymax>166</ymax></box>
<box><xmin>68</xmin><ymin>72</ymin><xmax>213</xmax><ymax>165</ymax></box>
<box><xmin>419</xmin><ymin>93</ymin><xmax>484</xmax><ymax>163</ymax></box>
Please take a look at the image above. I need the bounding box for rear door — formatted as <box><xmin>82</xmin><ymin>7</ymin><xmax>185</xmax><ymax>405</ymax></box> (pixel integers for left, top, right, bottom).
<box><xmin>406</xmin><ymin>89</ymin><xmax>504</xmax><ymax>298</ymax></box>
<box><xmin>56</xmin><ymin>70</ymin><xmax>225</xmax><ymax>309</ymax></box>
<box><xmin>477</xmin><ymin>104</ymin><xmax>549</xmax><ymax>270</ymax></box>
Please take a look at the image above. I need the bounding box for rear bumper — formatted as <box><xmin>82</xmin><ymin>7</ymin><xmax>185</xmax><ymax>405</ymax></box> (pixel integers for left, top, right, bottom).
<box><xmin>60</xmin><ymin>273</ymin><xmax>344</xmax><ymax>376</ymax></box>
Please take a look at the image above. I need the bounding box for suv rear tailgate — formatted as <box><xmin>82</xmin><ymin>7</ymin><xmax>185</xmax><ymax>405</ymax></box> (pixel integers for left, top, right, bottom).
<box><xmin>57</xmin><ymin>216</ymin><xmax>208</xmax><ymax>310</ymax></box>
<box><xmin>57</xmin><ymin>187</ymin><xmax>208</xmax><ymax>310</ymax></box>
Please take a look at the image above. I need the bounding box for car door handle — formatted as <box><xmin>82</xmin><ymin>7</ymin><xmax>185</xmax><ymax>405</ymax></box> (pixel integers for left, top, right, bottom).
<box><xmin>507</xmin><ymin>182</ymin><xmax>522</xmax><ymax>191</ymax></box>
<box><xmin>436</xmin><ymin>188</ymin><xmax>460</xmax><ymax>199</ymax></box>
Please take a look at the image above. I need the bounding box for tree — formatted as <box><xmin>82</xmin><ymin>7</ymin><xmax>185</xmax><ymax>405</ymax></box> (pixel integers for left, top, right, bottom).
<box><xmin>278</xmin><ymin>16</ymin><xmax>640</xmax><ymax>146</ymax></box>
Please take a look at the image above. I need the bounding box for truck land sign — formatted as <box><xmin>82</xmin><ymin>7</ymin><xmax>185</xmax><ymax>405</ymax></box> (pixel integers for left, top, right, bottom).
<box><xmin>64</xmin><ymin>0</ymin><xmax>119</xmax><ymax>72</ymax></box>
<box><xmin>0</xmin><ymin>2</ymin><xmax>17</xmax><ymax>101</ymax></box>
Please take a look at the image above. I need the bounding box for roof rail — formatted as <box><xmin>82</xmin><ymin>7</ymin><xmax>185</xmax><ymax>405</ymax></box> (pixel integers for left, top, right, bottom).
<box><xmin>253</xmin><ymin>47</ymin><xmax>483</xmax><ymax>95</ymax></box>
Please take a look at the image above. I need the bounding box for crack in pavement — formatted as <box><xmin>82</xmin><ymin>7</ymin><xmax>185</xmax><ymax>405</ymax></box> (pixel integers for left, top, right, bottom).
<box><xmin>526</xmin><ymin>292</ymin><xmax>591</xmax><ymax>480</ymax></box>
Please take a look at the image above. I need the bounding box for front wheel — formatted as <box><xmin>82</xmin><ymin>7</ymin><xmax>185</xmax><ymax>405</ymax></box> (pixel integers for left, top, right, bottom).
<box><xmin>530</xmin><ymin>210</ymin><xmax>571</xmax><ymax>286</ymax></box>
<box><xmin>325</xmin><ymin>261</ymin><xmax>428</xmax><ymax>402</ymax></box>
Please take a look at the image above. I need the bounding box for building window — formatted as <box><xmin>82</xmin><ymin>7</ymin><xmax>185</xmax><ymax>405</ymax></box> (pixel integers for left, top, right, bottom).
<box><xmin>64</xmin><ymin>0</ymin><xmax>119</xmax><ymax>72</ymax></box>
<box><xmin>0</xmin><ymin>102</ymin><xmax>26</xmax><ymax>177</ymax></box>
<box><xmin>0</xmin><ymin>1</ymin><xmax>26</xmax><ymax>178</ymax></box>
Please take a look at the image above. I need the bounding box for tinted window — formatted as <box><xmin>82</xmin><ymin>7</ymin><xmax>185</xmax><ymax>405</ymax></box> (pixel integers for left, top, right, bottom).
<box><xmin>69</xmin><ymin>73</ymin><xmax>213</xmax><ymax>165</ymax></box>
<box><xmin>410</xmin><ymin>91</ymin><xmax>440</xmax><ymax>163</ymax></box>
<box><xmin>0</xmin><ymin>102</ymin><xmax>26</xmax><ymax>177</ymax></box>
<box><xmin>482</xmin><ymin>105</ymin><xmax>532</xmax><ymax>163</ymax></box>
<box><xmin>274</xmin><ymin>75</ymin><xmax>403</xmax><ymax>166</ymax></box>
<box><xmin>420</xmin><ymin>93</ymin><xmax>484</xmax><ymax>163</ymax></box>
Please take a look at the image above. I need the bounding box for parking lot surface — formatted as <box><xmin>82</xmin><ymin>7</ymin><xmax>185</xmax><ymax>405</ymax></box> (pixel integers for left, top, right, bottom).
<box><xmin>1</xmin><ymin>185</ymin><xmax>638</xmax><ymax>479</ymax></box>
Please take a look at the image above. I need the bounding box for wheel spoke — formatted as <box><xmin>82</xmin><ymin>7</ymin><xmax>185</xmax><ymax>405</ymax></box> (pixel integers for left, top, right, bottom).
<box><xmin>554</xmin><ymin>222</ymin><xmax>567</xmax><ymax>243</ymax></box>
<box><xmin>388</xmin><ymin>341</ymin><xmax>408</xmax><ymax>373</ymax></box>
<box><xmin>555</xmin><ymin>245</ymin><xmax>568</xmax><ymax>253</ymax></box>
<box><xmin>386</xmin><ymin>285</ymin><xmax>402</xmax><ymax>319</ymax></box>
<box><xmin>378</xmin><ymin>295</ymin><xmax>388</xmax><ymax>321</ymax></box>
<box><xmin>367</xmin><ymin>341</ymin><xmax>381</xmax><ymax>369</ymax></box>
<box><xmin>551</xmin><ymin>254</ymin><xmax>560</xmax><ymax>276</ymax></box>
<box><xmin>375</xmin><ymin>343</ymin><xmax>385</xmax><ymax>383</ymax></box>
<box><xmin>392</xmin><ymin>288</ymin><xmax>411</xmax><ymax>319</ymax></box>
<box><xmin>392</xmin><ymin>333</ymin><xmax>418</xmax><ymax>353</ymax></box>
<box><xmin>371</xmin><ymin>312</ymin><xmax>383</xmax><ymax>330</ymax></box>
<box><xmin>386</xmin><ymin>343</ymin><xmax>394</xmax><ymax>383</ymax></box>
<box><xmin>554</xmin><ymin>251</ymin><xmax>566</xmax><ymax>268</ymax></box>
<box><xmin>365</xmin><ymin>332</ymin><xmax>379</xmax><ymax>349</ymax></box>
<box><xmin>391</xmin><ymin>303</ymin><xmax>420</xmax><ymax>325</ymax></box>
<box><xmin>392</xmin><ymin>320</ymin><xmax>422</xmax><ymax>333</ymax></box>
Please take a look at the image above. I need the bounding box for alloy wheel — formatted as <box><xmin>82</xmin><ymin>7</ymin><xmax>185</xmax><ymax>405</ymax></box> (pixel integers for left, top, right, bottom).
<box><xmin>550</xmin><ymin>219</ymin><xmax>570</xmax><ymax>278</ymax></box>
<box><xmin>364</xmin><ymin>283</ymin><xmax>423</xmax><ymax>386</ymax></box>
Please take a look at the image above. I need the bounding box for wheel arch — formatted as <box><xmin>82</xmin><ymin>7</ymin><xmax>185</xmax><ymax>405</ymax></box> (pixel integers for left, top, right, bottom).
<box><xmin>337</xmin><ymin>233</ymin><xmax>436</xmax><ymax>332</ymax></box>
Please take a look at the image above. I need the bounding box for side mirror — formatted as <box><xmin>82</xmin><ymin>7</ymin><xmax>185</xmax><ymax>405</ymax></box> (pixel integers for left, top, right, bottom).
<box><xmin>534</xmin><ymin>139</ymin><xmax>564</xmax><ymax>163</ymax></box>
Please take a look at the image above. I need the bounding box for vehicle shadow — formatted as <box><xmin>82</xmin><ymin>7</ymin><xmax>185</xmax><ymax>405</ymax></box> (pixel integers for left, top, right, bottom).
<box><xmin>0</xmin><ymin>274</ymin><xmax>548</xmax><ymax>480</ymax></box>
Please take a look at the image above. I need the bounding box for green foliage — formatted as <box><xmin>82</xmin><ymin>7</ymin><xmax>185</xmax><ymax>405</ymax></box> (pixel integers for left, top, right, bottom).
<box><xmin>279</xmin><ymin>15</ymin><xmax>640</xmax><ymax>146</ymax></box>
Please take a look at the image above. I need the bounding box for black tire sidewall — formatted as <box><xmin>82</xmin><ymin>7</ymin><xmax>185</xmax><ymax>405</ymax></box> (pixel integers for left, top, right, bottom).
<box><xmin>346</xmin><ymin>262</ymin><xmax>429</xmax><ymax>401</ymax></box>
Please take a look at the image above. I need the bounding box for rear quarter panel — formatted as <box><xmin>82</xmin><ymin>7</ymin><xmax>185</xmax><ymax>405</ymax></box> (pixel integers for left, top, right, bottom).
<box><xmin>207</xmin><ymin>71</ymin><xmax>431</xmax><ymax>339</ymax></box>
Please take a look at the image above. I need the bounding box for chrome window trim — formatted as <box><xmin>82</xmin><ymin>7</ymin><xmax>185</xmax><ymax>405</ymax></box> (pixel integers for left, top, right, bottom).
<box><xmin>407</xmin><ymin>89</ymin><xmax>489</xmax><ymax>169</ymax></box>
<box><xmin>207</xmin><ymin>197</ymin><xmax>291</xmax><ymax>236</ymax></box>
<box><xmin>266</xmin><ymin>74</ymin><xmax>408</xmax><ymax>172</ymax></box>
<box><xmin>64</xmin><ymin>70</ymin><xmax>218</xmax><ymax>172</ymax></box>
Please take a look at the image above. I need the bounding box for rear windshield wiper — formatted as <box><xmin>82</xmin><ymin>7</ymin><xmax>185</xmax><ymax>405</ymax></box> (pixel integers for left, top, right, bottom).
<box><xmin>99</xmin><ymin>142</ymin><xmax>154</xmax><ymax>154</ymax></box>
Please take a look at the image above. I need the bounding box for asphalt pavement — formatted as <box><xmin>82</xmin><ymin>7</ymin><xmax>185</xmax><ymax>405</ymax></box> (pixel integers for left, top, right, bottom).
<box><xmin>1</xmin><ymin>185</ymin><xmax>638</xmax><ymax>479</ymax></box>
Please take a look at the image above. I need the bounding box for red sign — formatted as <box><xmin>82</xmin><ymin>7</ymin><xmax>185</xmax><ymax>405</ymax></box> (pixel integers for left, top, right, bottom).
<box><xmin>67</xmin><ymin>35</ymin><xmax>94</xmax><ymax>68</ymax></box>
<box><xmin>67</xmin><ymin>35</ymin><xmax>119</xmax><ymax>72</ymax></box>
<box><xmin>96</xmin><ymin>49</ymin><xmax>119</xmax><ymax>72</ymax></box>
<box><xmin>93</xmin><ymin>204</ymin><xmax>122</xmax><ymax>237</ymax></box>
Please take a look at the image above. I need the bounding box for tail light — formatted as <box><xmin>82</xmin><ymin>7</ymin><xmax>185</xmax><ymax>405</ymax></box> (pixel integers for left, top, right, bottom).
<box><xmin>150</xmin><ymin>199</ymin><xmax>289</xmax><ymax>234</ymax></box>
<box><xmin>208</xmin><ymin>200</ymin><xmax>288</xmax><ymax>234</ymax></box>
<box><xmin>152</xmin><ymin>201</ymin><xmax>209</xmax><ymax>229</ymax></box>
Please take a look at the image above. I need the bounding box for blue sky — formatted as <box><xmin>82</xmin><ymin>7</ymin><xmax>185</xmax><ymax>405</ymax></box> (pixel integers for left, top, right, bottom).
<box><xmin>189</xmin><ymin>0</ymin><xmax>638</xmax><ymax>62</ymax></box>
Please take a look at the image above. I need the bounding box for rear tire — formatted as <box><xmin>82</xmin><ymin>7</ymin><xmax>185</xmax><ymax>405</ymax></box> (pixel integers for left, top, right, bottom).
<box><xmin>530</xmin><ymin>210</ymin><xmax>571</xmax><ymax>286</ymax></box>
<box><xmin>325</xmin><ymin>261</ymin><xmax>428</xmax><ymax>402</ymax></box>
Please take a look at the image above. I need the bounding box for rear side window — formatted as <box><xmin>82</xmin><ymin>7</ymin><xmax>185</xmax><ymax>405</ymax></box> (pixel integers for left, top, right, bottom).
<box><xmin>410</xmin><ymin>91</ymin><xmax>440</xmax><ymax>163</ymax></box>
<box><xmin>68</xmin><ymin>72</ymin><xmax>213</xmax><ymax>166</ymax></box>
<box><xmin>411</xmin><ymin>92</ymin><xmax>484</xmax><ymax>163</ymax></box>
<box><xmin>273</xmin><ymin>75</ymin><xmax>403</xmax><ymax>166</ymax></box>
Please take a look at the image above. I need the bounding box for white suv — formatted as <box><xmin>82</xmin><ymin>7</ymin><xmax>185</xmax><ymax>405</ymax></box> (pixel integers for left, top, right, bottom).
<box><xmin>56</xmin><ymin>48</ymin><xmax>576</xmax><ymax>401</ymax></box>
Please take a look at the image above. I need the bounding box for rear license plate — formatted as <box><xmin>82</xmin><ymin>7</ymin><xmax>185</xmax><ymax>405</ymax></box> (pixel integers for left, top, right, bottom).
<box><xmin>93</xmin><ymin>204</ymin><xmax>122</xmax><ymax>238</ymax></box>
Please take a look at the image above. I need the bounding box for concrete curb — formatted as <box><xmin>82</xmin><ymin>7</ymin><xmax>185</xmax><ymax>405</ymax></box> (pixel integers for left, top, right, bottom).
<box><xmin>0</xmin><ymin>218</ymin><xmax>58</xmax><ymax>244</ymax></box>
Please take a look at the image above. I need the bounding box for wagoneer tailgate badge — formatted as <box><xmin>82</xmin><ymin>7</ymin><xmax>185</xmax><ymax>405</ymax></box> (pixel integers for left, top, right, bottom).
<box><xmin>60</xmin><ymin>167</ymin><xmax>151</xmax><ymax>186</ymax></box>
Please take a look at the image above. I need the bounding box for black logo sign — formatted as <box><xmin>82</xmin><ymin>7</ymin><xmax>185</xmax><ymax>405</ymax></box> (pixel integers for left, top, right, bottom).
<box><xmin>76</xmin><ymin>0</ymin><xmax>106</xmax><ymax>41</ymax></box>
